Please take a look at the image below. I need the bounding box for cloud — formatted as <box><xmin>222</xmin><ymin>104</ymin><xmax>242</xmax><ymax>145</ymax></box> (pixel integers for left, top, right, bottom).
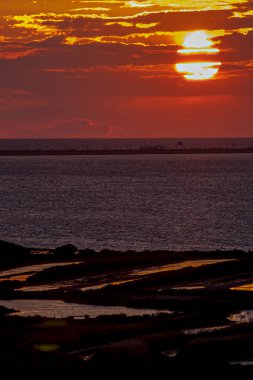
<box><xmin>0</xmin><ymin>88</ymin><xmax>48</xmax><ymax>110</ymax></box>
<box><xmin>0</xmin><ymin>1</ymin><xmax>253</xmax><ymax>137</ymax></box>
<box><xmin>43</xmin><ymin>118</ymin><xmax>120</xmax><ymax>137</ymax></box>
<box><xmin>2</xmin><ymin>6</ymin><xmax>253</xmax><ymax>46</ymax></box>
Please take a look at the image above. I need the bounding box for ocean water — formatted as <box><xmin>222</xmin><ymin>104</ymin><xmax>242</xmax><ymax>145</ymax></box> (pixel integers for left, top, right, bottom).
<box><xmin>0</xmin><ymin>139</ymin><xmax>252</xmax><ymax>251</ymax></box>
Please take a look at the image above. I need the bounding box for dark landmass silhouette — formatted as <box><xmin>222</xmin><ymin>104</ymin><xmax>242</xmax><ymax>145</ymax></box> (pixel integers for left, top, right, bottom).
<box><xmin>0</xmin><ymin>147</ymin><xmax>253</xmax><ymax>156</ymax></box>
<box><xmin>1</xmin><ymin>240</ymin><xmax>253</xmax><ymax>379</ymax></box>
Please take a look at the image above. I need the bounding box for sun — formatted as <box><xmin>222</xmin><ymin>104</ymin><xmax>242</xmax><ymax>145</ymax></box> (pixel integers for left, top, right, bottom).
<box><xmin>176</xmin><ymin>62</ymin><xmax>221</xmax><ymax>80</ymax></box>
<box><xmin>176</xmin><ymin>30</ymin><xmax>221</xmax><ymax>80</ymax></box>
<box><xmin>183</xmin><ymin>30</ymin><xmax>213</xmax><ymax>49</ymax></box>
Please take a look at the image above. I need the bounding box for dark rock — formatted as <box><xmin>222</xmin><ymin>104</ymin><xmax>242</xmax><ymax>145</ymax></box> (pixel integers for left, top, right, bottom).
<box><xmin>0</xmin><ymin>241</ymin><xmax>30</xmax><ymax>271</ymax></box>
<box><xmin>0</xmin><ymin>305</ymin><xmax>14</xmax><ymax>316</ymax></box>
<box><xmin>0</xmin><ymin>241</ymin><xmax>29</xmax><ymax>258</ymax></box>
<box><xmin>53</xmin><ymin>244</ymin><xmax>78</xmax><ymax>257</ymax></box>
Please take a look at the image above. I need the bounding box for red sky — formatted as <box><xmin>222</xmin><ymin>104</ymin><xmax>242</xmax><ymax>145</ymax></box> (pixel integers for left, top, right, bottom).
<box><xmin>0</xmin><ymin>0</ymin><xmax>253</xmax><ymax>138</ymax></box>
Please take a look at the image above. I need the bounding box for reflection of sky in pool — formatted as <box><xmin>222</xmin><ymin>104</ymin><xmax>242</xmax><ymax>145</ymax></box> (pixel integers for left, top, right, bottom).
<box><xmin>228</xmin><ymin>310</ymin><xmax>253</xmax><ymax>324</ymax></box>
<box><xmin>19</xmin><ymin>259</ymin><xmax>234</xmax><ymax>293</ymax></box>
<box><xmin>0</xmin><ymin>262</ymin><xmax>82</xmax><ymax>282</ymax></box>
<box><xmin>231</xmin><ymin>283</ymin><xmax>253</xmax><ymax>292</ymax></box>
<box><xmin>0</xmin><ymin>299</ymin><xmax>172</xmax><ymax>319</ymax></box>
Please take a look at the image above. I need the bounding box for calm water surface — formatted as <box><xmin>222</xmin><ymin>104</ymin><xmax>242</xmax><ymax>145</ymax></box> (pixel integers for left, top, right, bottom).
<box><xmin>0</xmin><ymin>153</ymin><xmax>252</xmax><ymax>251</ymax></box>
<box><xmin>0</xmin><ymin>299</ymin><xmax>171</xmax><ymax>319</ymax></box>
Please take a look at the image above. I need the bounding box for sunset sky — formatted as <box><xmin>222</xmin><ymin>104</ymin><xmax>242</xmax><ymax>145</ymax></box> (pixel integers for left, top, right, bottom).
<box><xmin>1</xmin><ymin>0</ymin><xmax>253</xmax><ymax>138</ymax></box>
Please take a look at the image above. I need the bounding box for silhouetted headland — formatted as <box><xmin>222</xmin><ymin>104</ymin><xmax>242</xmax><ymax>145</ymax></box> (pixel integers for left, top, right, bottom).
<box><xmin>0</xmin><ymin>147</ymin><xmax>253</xmax><ymax>156</ymax></box>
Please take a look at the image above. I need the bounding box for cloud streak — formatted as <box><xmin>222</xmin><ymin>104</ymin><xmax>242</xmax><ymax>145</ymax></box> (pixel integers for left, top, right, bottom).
<box><xmin>0</xmin><ymin>0</ymin><xmax>253</xmax><ymax>137</ymax></box>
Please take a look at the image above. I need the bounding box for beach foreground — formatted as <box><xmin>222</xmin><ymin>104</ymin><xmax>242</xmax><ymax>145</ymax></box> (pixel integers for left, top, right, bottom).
<box><xmin>1</xmin><ymin>241</ymin><xmax>253</xmax><ymax>378</ymax></box>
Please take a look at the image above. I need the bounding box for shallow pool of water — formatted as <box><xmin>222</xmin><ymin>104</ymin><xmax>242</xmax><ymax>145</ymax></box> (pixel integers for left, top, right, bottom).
<box><xmin>131</xmin><ymin>259</ymin><xmax>234</xmax><ymax>277</ymax></box>
<box><xmin>228</xmin><ymin>310</ymin><xmax>253</xmax><ymax>324</ymax></box>
<box><xmin>231</xmin><ymin>283</ymin><xmax>253</xmax><ymax>292</ymax></box>
<box><xmin>228</xmin><ymin>360</ymin><xmax>253</xmax><ymax>366</ymax></box>
<box><xmin>0</xmin><ymin>299</ymin><xmax>173</xmax><ymax>319</ymax></box>
<box><xmin>183</xmin><ymin>325</ymin><xmax>229</xmax><ymax>335</ymax></box>
<box><xmin>18</xmin><ymin>259</ymin><xmax>235</xmax><ymax>293</ymax></box>
<box><xmin>0</xmin><ymin>262</ymin><xmax>82</xmax><ymax>282</ymax></box>
<box><xmin>172</xmin><ymin>286</ymin><xmax>205</xmax><ymax>291</ymax></box>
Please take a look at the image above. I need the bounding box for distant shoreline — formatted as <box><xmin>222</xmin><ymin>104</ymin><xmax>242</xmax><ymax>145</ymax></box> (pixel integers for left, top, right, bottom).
<box><xmin>0</xmin><ymin>147</ymin><xmax>253</xmax><ymax>156</ymax></box>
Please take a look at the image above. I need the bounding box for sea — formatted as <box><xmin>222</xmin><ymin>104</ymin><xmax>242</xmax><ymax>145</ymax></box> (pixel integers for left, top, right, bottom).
<box><xmin>0</xmin><ymin>138</ymin><xmax>252</xmax><ymax>252</ymax></box>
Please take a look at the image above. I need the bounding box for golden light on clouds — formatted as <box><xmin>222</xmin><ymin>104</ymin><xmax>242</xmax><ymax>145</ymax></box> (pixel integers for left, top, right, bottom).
<box><xmin>123</xmin><ymin>0</ymin><xmax>248</xmax><ymax>11</ymax></box>
<box><xmin>0</xmin><ymin>0</ymin><xmax>253</xmax><ymax>138</ymax></box>
<box><xmin>176</xmin><ymin>31</ymin><xmax>221</xmax><ymax>80</ymax></box>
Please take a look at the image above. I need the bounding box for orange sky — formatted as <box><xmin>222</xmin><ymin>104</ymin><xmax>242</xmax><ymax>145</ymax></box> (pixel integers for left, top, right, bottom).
<box><xmin>0</xmin><ymin>0</ymin><xmax>253</xmax><ymax>137</ymax></box>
